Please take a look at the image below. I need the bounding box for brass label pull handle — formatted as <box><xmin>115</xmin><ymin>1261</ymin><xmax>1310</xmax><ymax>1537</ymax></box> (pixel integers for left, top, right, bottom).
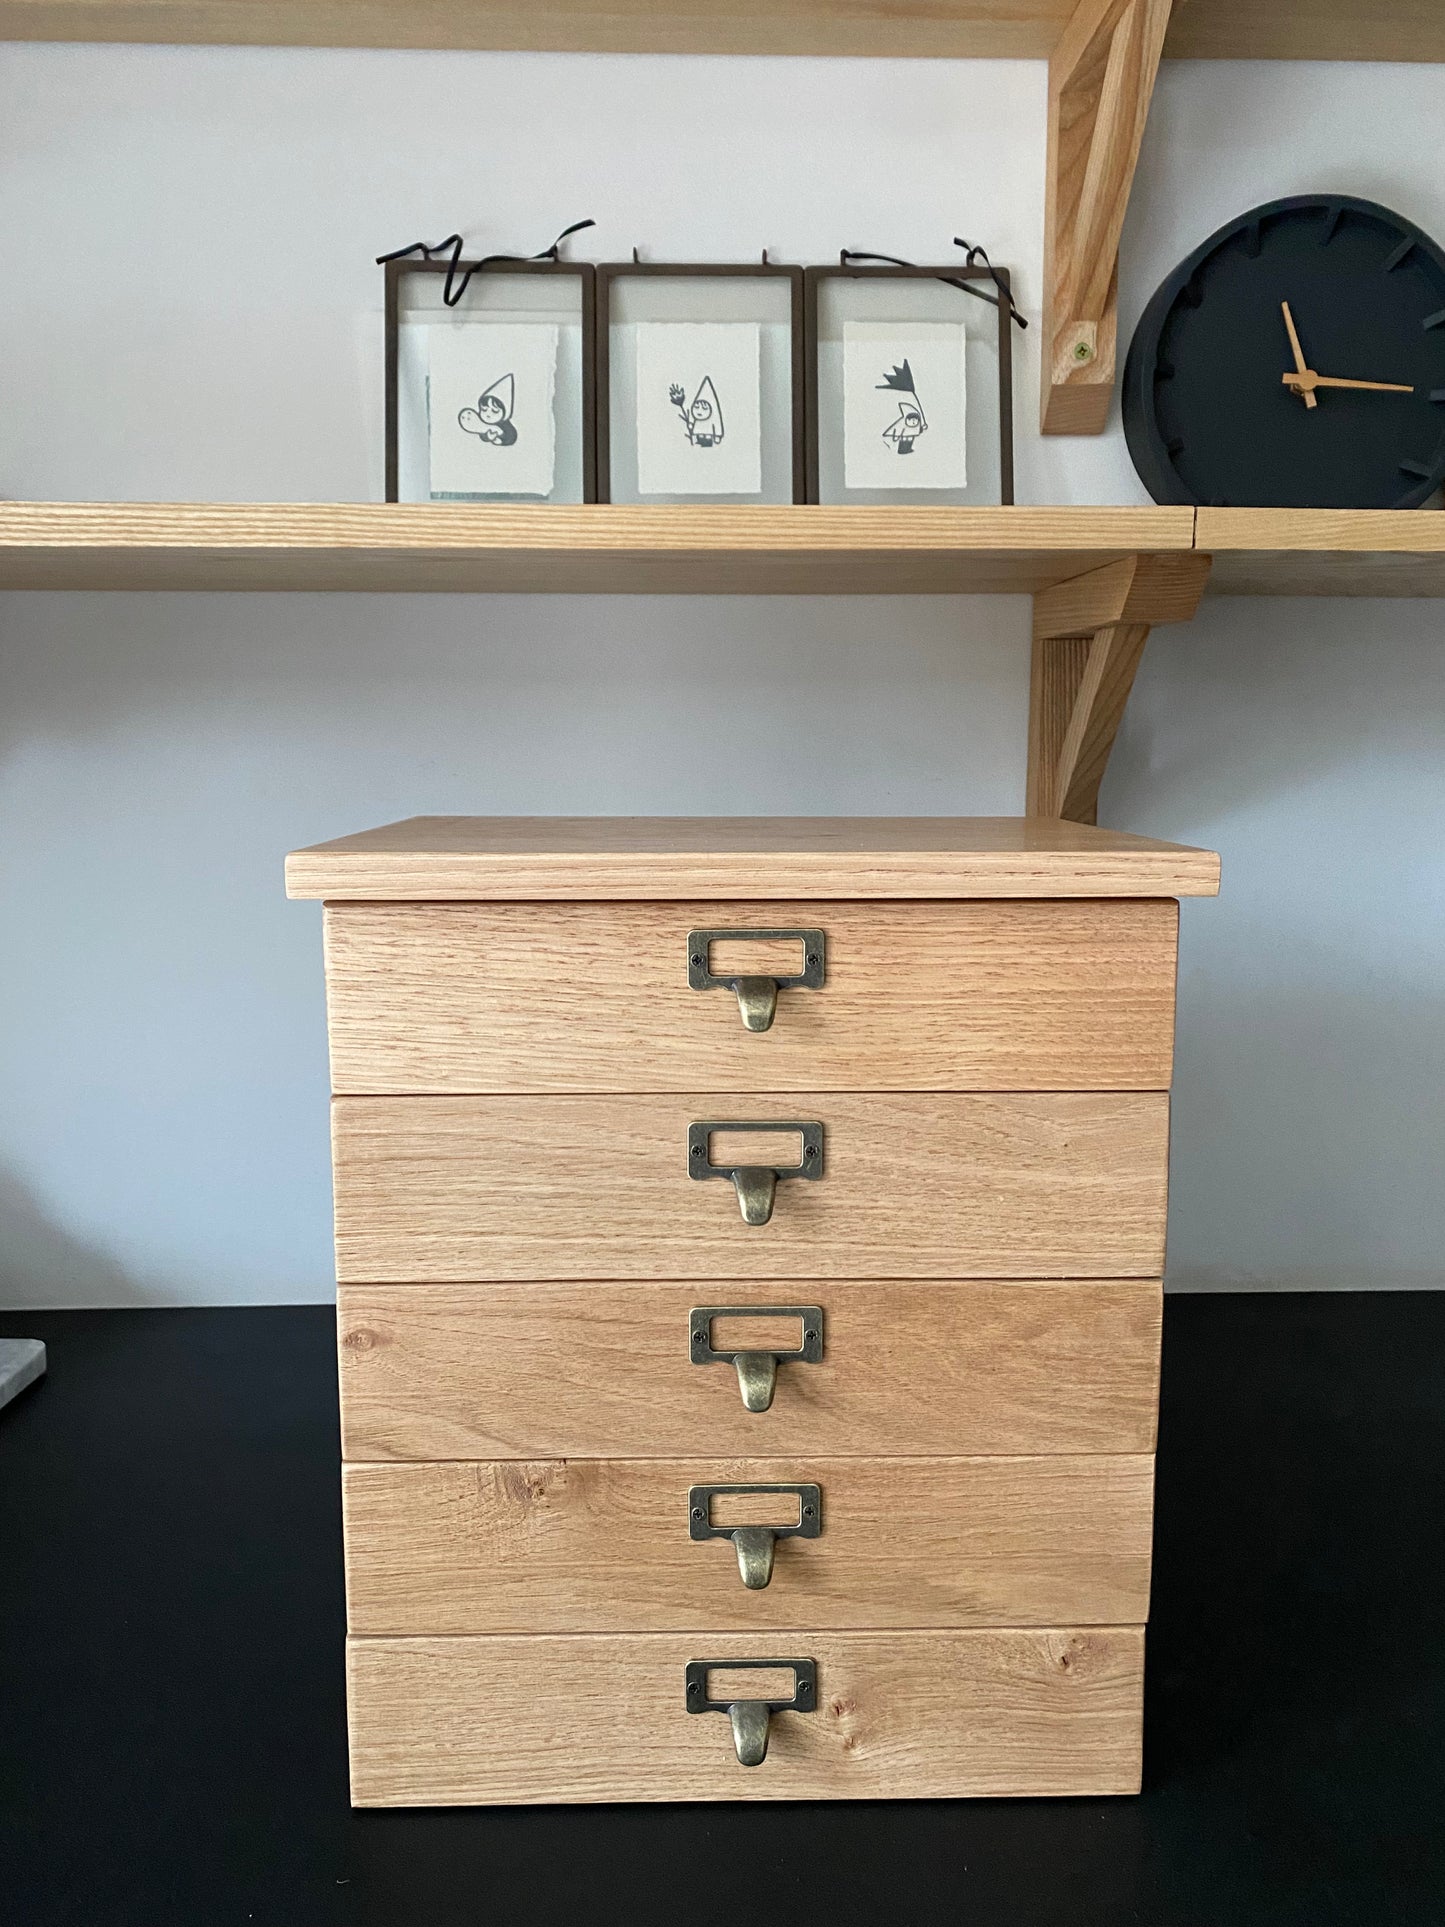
<box><xmin>688</xmin><ymin>929</ymin><xmax>825</xmax><ymax>1033</ymax></box>
<box><xmin>688</xmin><ymin>1121</ymin><xmax>824</xmax><ymax>1226</ymax></box>
<box><xmin>685</xmin><ymin>1658</ymin><xmax>817</xmax><ymax>1767</ymax></box>
<box><xmin>690</xmin><ymin>1306</ymin><xmax>824</xmax><ymax>1411</ymax></box>
<box><xmin>688</xmin><ymin>1482</ymin><xmax>823</xmax><ymax>1589</ymax></box>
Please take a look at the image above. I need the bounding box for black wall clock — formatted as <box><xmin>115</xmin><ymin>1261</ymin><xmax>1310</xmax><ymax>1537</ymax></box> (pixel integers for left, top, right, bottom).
<box><xmin>1122</xmin><ymin>195</ymin><xmax>1445</xmax><ymax>509</ymax></box>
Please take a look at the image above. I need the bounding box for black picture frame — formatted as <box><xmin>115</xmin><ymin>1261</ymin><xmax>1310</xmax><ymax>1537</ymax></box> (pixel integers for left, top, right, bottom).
<box><xmin>594</xmin><ymin>261</ymin><xmax>807</xmax><ymax>505</ymax></box>
<box><xmin>383</xmin><ymin>256</ymin><xmax>599</xmax><ymax>503</ymax></box>
<box><xmin>803</xmin><ymin>262</ymin><xmax>1015</xmax><ymax>506</ymax></box>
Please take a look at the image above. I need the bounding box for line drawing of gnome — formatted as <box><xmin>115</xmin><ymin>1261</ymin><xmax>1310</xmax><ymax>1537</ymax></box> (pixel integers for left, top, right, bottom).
<box><xmin>670</xmin><ymin>376</ymin><xmax>724</xmax><ymax>448</ymax></box>
<box><xmin>458</xmin><ymin>373</ymin><xmax>518</xmax><ymax>446</ymax></box>
<box><xmin>878</xmin><ymin>360</ymin><xmax>927</xmax><ymax>455</ymax></box>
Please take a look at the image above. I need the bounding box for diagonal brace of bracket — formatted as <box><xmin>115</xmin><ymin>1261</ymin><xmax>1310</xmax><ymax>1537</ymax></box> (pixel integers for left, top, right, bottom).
<box><xmin>1028</xmin><ymin>550</ymin><xmax>1211</xmax><ymax>822</ymax></box>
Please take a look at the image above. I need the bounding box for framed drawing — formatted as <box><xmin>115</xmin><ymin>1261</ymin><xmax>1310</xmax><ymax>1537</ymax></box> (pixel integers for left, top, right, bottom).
<box><xmin>805</xmin><ymin>259</ymin><xmax>1016</xmax><ymax>506</ymax></box>
<box><xmin>383</xmin><ymin>251</ymin><xmax>597</xmax><ymax>504</ymax></box>
<box><xmin>596</xmin><ymin>262</ymin><xmax>806</xmax><ymax>505</ymax></box>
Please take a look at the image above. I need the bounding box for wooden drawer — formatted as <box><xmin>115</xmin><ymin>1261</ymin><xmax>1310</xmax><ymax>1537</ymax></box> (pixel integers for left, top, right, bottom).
<box><xmin>322</xmin><ymin>898</ymin><xmax>1178</xmax><ymax>1094</ymax></box>
<box><xmin>347</xmin><ymin>1627</ymin><xmax>1145</xmax><ymax>1804</ymax></box>
<box><xmin>343</xmin><ymin>1454</ymin><xmax>1154</xmax><ymax>1635</ymax></box>
<box><xmin>331</xmin><ymin>1091</ymin><xmax>1170</xmax><ymax>1282</ymax></box>
<box><xmin>338</xmin><ymin>1280</ymin><xmax>1162</xmax><ymax>1459</ymax></box>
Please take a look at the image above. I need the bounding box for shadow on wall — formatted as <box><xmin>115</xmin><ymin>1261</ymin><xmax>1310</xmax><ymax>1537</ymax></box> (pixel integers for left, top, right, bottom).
<box><xmin>1102</xmin><ymin>594</ymin><xmax>1445</xmax><ymax>1294</ymax></box>
<box><xmin>0</xmin><ymin>1166</ymin><xmax>151</xmax><ymax>1309</ymax></box>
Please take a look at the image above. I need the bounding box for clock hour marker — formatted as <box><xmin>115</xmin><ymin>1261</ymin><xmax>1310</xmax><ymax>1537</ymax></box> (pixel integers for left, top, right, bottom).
<box><xmin>1399</xmin><ymin>459</ymin><xmax>1433</xmax><ymax>478</ymax></box>
<box><xmin>1165</xmin><ymin>437</ymin><xmax>1184</xmax><ymax>457</ymax></box>
<box><xmin>1423</xmin><ymin>307</ymin><xmax>1445</xmax><ymax>331</ymax></box>
<box><xmin>1382</xmin><ymin>238</ymin><xmax>1416</xmax><ymax>272</ymax></box>
<box><xmin>1242</xmin><ymin>222</ymin><xmax>1262</xmax><ymax>259</ymax></box>
<box><xmin>1430</xmin><ymin>389</ymin><xmax>1445</xmax><ymax>404</ymax></box>
<box><xmin>1154</xmin><ymin>360</ymin><xmax>1175</xmax><ymax>381</ymax></box>
<box><xmin>1318</xmin><ymin>205</ymin><xmax>1344</xmax><ymax>246</ymax></box>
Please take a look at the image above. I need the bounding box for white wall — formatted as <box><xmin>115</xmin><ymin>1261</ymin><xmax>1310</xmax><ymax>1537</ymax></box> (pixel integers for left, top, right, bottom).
<box><xmin>0</xmin><ymin>45</ymin><xmax>1441</xmax><ymax>1303</ymax></box>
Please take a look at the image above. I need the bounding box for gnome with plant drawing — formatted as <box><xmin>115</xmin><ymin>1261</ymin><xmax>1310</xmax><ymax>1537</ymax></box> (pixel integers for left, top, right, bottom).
<box><xmin>879</xmin><ymin>360</ymin><xmax>927</xmax><ymax>455</ymax></box>
<box><xmin>670</xmin><ymin>375</ymin><xmax>724</xmax><ymax>448</ymax></box>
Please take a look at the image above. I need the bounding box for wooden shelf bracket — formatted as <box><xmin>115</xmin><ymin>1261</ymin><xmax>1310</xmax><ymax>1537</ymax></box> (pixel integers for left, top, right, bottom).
<box><xmin>1041</xmin><ymin>0</ymin><xmax>1173</xmax><ymax>435</ymax></box>
<box><xmin>1028</xmin><ymin>549</ymin><xmax>1210</xmax><ymax>822</ymax></box>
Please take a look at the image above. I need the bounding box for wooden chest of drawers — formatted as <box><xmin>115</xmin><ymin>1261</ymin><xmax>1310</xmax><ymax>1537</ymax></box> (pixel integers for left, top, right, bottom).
<box><xmin>287</xmin><ymin>815</ymin><xmax>1218</xmax><ymax>1806</ymax></box>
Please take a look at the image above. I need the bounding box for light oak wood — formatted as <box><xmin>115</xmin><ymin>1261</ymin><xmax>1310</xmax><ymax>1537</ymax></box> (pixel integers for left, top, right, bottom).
<box><xmin>346</xmin><ymin>1626</ymin><xmax>1146</xmax><ymax>1804</ymax></box>
<box><xmin>288</xmin><ymin>815</ymin><xmax>1221</xmax><ymax>900</ymax></box>
<box><xmin>0</xmin><ymin>0</ymin><xmax>1073</xmax><ymax>57</ymax></box>
<box><xmin>1041</xmin><ymin>0</ymin><xmax>1172</xmax><ymax>435</ymax></box>
<box><xmin>338</xmin><ymin>1279</ymin><xmax>1163</xmax><ymax>1460</ymax></box>
<box><xmin>1163</xmin><ymin>0</ymin><xmax>1445</xmax><ymax>61</ymax></box>
<box><xmin>1032</xmin><ymin>550</ymin><xmax>1211</xmax><ymax>638</ymax></box>
<box><xmin>1028</xmin><ymin>552</ymin><xmax>1210</xmax><ymax>821</ymax></box>
<box><xmin>0</xmin><ymin>502</ymin><xmax>1195</xmax><ymax>595</ymax></box>
<box><xmin>1199</xmin><ymin>508</ymin><xmax>1445</xmax><ymax>597</ymax></box>
<box><xmin>8</xmin><ymin>0</ymin><xmax>1438</xmax><ymax>61</ymax></box>
<box><xmin>343</xmin><ymin>1454</ymin><xmax>1155</xmax><ymax>1634</ymax></box>
<box><xmin>330</xmin><ymin>1091</ymin><xmax>1171</xmax><ymax>1283</ymax></box>
<box><xmin>321</xmin><ymin>898</ymin><xmax>1180</xmax><ymax>1094</ymax></box>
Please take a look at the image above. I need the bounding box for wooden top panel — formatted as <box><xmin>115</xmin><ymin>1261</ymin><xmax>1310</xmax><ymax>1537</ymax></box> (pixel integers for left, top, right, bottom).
<box><xmin>0</xmin><ymin>503</ymin><xmax>1195</xmax><ymax>596</ymax></box>
<box><xmin>1200</xmin><ymin>509</ymin><xmax>1445</xmax><ymax>598</ymax></box>
<box><xmin>3</xmin><ymin>0</ymin><xmax>1440</xmax><ymax>60</ymax></box>
<box><xmin>286</xmin><ymin>815</ymin><xmax>1220</xmax><ymax>900</ymax></box>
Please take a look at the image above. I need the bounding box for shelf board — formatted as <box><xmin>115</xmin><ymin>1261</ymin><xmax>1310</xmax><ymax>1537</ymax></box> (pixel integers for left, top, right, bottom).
<box><xmin>4</xmin><ymin>502</ymin><xmax>1445</xmax><ymax>597</ymax></box>
<box><xmin>1201</xmin><ymin>510</ymin><xmax>1445</xmax><ymax>598</ymax></box>
<box><xmin>0</xmin><ymin>502</ymin><xmax>1196</xmax><ymax>595</ymax></box>
<box><xmin>1</xmin><ymin>0</ymin><xmax>1440</xmax><ymax>61</ymax></box>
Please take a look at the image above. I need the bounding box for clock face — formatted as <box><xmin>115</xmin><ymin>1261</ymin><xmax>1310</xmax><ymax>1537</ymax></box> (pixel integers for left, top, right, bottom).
<box><xmin>1122</xmin><ymin>195</ymin><xmax>1445</xmax><ymax>509</ymax></box>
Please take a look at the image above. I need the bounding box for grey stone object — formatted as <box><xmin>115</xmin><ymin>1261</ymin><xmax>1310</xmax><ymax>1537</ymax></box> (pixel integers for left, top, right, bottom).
<box><xmin>0</xmin><ymin>1338</ymin><xmax>47</xmax><ymax>1412</ymax></box>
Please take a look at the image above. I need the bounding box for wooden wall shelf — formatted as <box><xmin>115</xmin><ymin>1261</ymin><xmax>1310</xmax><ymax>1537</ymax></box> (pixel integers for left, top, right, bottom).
<box><xmin>0</xmin><ymin>502</ymin><xmax>1195</xmax><ymax>596</ymax></box>
<box><xmin>1</xmin><ymin>0</ymin><xmax>1439</xmax><ymax>62</ymax></box>
<box><xmin>2</xmin><ymin>502</ymin><xmax>1444</xmax><ymax>598</ymax></box>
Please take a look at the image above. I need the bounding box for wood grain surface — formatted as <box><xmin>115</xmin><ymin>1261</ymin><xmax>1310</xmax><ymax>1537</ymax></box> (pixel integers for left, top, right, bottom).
<box><xmin>322</xmin><ymin>898</ymin><xmax>1179</xmax><ymax>1094</ymax></box>
<box><xmin>287</xmin><ymin>814</ymin><xmax>1221</xmax><ymax>900</ymax></box>
<box><xmin>6</xmin><ymin>1</ymin><xmax>1436</xmax><ymax>64</ymax></box>
<box><xmin>0</xmin><ymin>501</ymin><xmax>1196</xmax><ymax>595</ymax></box>
<box><xmin>346</xmin><ymin>1626</ymin><xmax>1146</xmax><ymax>1804</ymax></box>
<box><xmin>342</xmin><ymin>1453</ymin><xmax>1155</xmax><ymax>1634</ymax></box>
<box><xmin>337</xmin><ymin>1279</ymin><xmax>1163</xmax><ymax>1460</ymax></box>
<box><xmin>330</xmin><ymin>1092</ymin><xmax>1171</xmax><ymax>1282</ymax></box>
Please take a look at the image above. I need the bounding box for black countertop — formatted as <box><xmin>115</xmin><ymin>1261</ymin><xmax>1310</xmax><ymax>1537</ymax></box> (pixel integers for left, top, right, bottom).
<box><xmin>1</xmin><ymin>1294</ymin><xmax>1441</xmax><ymax>1927</ymax></box>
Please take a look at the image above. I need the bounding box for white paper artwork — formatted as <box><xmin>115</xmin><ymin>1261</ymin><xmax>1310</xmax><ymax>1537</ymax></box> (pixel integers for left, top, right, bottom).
<box><xmin>842</xmin><ymin>320</ymin><xmax>967</xmax><ymax>491</ymax></box>
<box><xmin>427</xmin><ymin>322</ymin><xmax>558</xmax><ymax>499</ymax></box>
<box><xmin>634</xmin><ymin>322</ymin><xmax>762</xmax><ymax>496</ymax></box>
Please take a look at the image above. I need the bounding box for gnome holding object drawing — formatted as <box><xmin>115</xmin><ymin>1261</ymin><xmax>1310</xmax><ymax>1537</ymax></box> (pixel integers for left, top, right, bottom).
<box><xmin>880</xmin><ymin>360</ymin><xmax>927</xmax><ymax>455</ymax></box>
<box><xmin>670</xmin><ymin>376</ymin><xmax>724</xmax><ymax>448</ymax></box>
<box><xmin>459</xmin><ymin>373</ymin><xmax>518</xmax><ymax>446</ymax></box>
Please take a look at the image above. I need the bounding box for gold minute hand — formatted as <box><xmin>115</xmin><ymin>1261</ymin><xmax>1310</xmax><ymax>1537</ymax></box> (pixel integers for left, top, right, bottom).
<box><xmin>1280</xmin><ymin>301</ymin><xmax>1317</xmax><ymax>409</ymax></box>
<box><xmin>1280</xmin><ymin>371</ymin><xmax>1415</xmax><ymax>395</ymax></box>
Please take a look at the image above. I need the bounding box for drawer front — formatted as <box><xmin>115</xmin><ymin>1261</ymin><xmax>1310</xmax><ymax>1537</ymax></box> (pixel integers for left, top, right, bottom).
<box><xmin>337</xmin><ymin>1280</ymin><xmax>1162</xmax><ymax>1459</ymax></box>
<box><xmin>331</xmin><ymin>1092</ymin><xmax>1170</xmax><ymax>1282</ymax></box>
<box><xmin>347</xmin><ymin>1627</ymin><xmax>1145</xmax><ymax>1804</ymax></box>
<box><xmin>323</xmin><ymin>898</ymin><xmax>1178</xmax><ymax>1094</ymax></box>
<box><xmin>343</xmin><ymin>1454</ymin><xmax>1154</xmax><ymax>1635</ymax></box>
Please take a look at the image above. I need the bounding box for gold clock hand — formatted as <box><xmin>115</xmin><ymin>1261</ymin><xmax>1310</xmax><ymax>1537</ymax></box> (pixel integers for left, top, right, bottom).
<box><xmin>1280</xmin><ymin>372</ymin><xmax>1416</xmax><ymax>395</ymax></box>
<box><xmin>1280</xmin><ymin>301</ymin><xmax>1318</xmax><ymax>409</ymax></box>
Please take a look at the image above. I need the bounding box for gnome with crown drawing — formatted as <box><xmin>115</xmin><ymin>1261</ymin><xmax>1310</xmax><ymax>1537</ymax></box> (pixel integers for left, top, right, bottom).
<box><xmin>879</xmin><ymin>360</ymin><xmax>927</xmax><ymax>455</ymax></box>
<box><xmin>459</xmin><ymin>372</ymin><xmax>518</xmax><ymax>446</ymax></box>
